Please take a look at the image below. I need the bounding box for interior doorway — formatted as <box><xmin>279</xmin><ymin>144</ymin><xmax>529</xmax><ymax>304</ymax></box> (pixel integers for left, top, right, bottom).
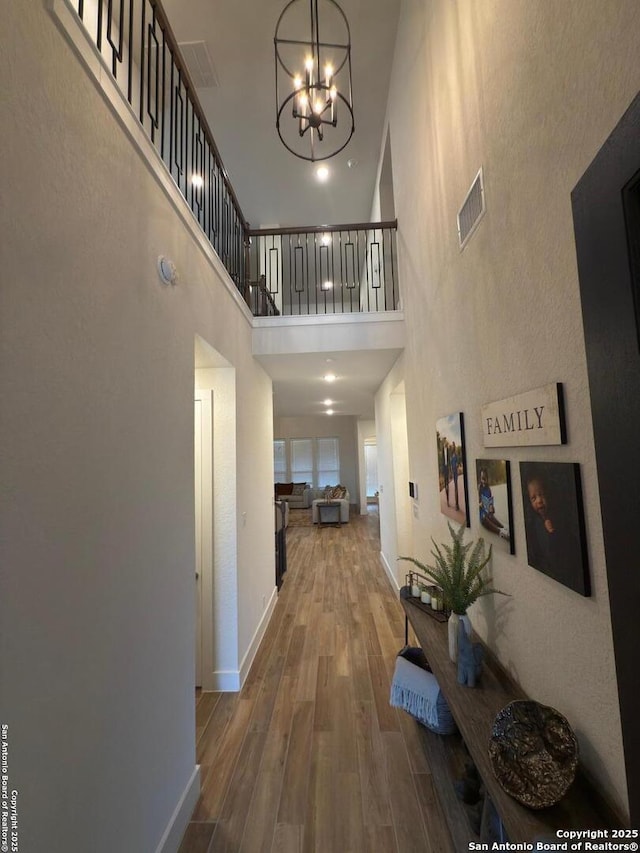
<box><xmin>194</xmin><ymin>389</ymin><xmax>213</xmax><ymax>690</ymax></box>
<box><xmin>572</xmin><ymin>89</ymin><xmax>640</xmax><ymax>823</ymax></box>
<box><xmin>194</xmin><ymin>335</ymin><xmax>239</xmax><ymax>690</ymax></box>
<box><xmin>390</xmin><ymin>383</ymin><xmax>411</xmax><ymax>564</ymax></box>
<box><xmin>195</xmin><ymin>398</ymin><xmax>202</xmax><ymax>688</ymax></box>
<box><xmin>364</xmin><ymin>441</ymin><xmax>378</xmax><ymax>504</ymax></box>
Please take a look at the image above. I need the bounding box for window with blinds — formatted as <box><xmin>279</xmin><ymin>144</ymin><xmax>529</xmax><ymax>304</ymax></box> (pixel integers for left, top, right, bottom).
<box><xmin>317</xmin><ymin>437</ymin><xmax>340</xmax><ymax>487</ymax></box>
<box><xmin>290</xmin><ymin>438</ymin><xmax>313</xmax><ymax>485</ymax></box>
<box><xmin>274</xmin><ymin>437</ymin><xmax>341</xmax><ymax>487</ymax></box>
<box><xmin>273</xmin><ymin>439</ymin><xmax>287</xmax><ymax>481</ymax></box>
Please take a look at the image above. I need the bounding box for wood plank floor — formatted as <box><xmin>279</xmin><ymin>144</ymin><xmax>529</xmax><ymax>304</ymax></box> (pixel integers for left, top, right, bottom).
<box><xmin>178</xmin><ymin>509</ymin><xmax>458</xmax><ymax>853</ymax></box>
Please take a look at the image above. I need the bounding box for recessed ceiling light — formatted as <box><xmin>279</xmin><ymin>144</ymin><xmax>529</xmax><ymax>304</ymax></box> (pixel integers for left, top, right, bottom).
<box><xmin>326</xmin><ymin>409</ymin><xmax>334</xmax><ymax>415</ymax></box>
<box><xmin>316</xmin><ymin>165</ymin><xmax>330</xmax><ymax>182</ymax></box>
<box><xmin>324</xmin><ymin>399</ymin><xmax>333</xmax><ymax>406</ymax></box>
<box><xmin>324</xmin><ymin>373</ymin><xmax>336</xmax><ymax>382</ymax></box>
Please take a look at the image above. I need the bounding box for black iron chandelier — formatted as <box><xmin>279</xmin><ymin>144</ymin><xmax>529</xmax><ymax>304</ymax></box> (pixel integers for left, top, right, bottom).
<box><xmin>274</xmin><ymin>0</ymin><xmax>355</xmax><ymax>162</ymax></box>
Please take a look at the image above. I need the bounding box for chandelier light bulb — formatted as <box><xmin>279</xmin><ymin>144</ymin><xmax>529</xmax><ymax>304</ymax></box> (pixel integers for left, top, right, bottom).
<box><xmin>191</xmin><ymin>174</ymin><xmax>204</xmax><ymax>188</ymax></box>
<box><xmin>324</xmin><ymin>63</ymin><xmax>333</xmax><ymax>83</ymax></box>
<box><xmin>329</xmin><ymin>85</ymin><xmax>337</xmax><ymax>101</ymax></box>
<box><xmin>293</xmin><ymin>74</ymin><xmax>303</xmax><ymax>90</ymax></box>
<box><xmin>305</xmin><ymin>55</ymin><xmax>314</xmax><ymax>72</ymax></box>
<box><xmin>316</xmin><ymin>165</ymin><xmax>329</xmax><ymax>182</ymax></box>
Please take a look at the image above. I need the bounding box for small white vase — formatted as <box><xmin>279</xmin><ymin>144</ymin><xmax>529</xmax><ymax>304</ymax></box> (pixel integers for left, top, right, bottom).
<box><xmin>448</xmin><ymin>612</ymin><xmax>471</xmax><ymax>662</ymax></box>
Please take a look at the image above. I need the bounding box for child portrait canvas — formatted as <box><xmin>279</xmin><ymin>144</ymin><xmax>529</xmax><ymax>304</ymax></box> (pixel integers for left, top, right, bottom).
<box><xmin>519</xmin><ymin>461</ymin><xmax>590</xmax><ymax>596</ymax></box>
<box><xmin>436</xmin><ymin>412</ymin><xmax>469</xmax><ymax>527</ymax></box>
<box><xmin>475</xmin><ymin>459</ymin><xmax>515</xmax><ymax>554</ymax></box>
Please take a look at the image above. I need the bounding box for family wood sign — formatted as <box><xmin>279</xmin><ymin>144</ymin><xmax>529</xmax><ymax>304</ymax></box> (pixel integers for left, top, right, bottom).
<box><xmin>481</xmin><ymin>383</ymin><xmax>566</xmax><ymax>447</ymax></box>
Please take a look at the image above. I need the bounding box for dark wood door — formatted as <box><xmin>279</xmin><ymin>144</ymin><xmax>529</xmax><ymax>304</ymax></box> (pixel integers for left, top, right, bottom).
<box><xmin>572</xmin><ymin>90</ymin><xmax>640</xmax><ymax>825</ymax></box>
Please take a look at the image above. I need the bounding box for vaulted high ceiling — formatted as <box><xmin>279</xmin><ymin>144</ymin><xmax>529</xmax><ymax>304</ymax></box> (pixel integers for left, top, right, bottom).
<box><xmin>162</xmin><ymin>0</ymin><xmax>401</xmax><ymax>227</ymax></box>
<box><xmin>165</xmin><ymin>0</ymin><xmax>403</xmax><ymax>416</ymax></box>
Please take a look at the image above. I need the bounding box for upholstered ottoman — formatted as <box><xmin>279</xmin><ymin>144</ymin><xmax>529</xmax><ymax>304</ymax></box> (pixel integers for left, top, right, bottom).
<box><xmin>311</xmin><ymin>498</ymin><xmax>350</xmax><ymax>524</ymax></box>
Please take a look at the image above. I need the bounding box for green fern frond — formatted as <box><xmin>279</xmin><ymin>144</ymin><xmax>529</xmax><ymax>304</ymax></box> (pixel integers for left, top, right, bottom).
<box><xmin>398</xmin><ymin>523</ymin><xmax>509</xmax><ymax>613</ymax></box>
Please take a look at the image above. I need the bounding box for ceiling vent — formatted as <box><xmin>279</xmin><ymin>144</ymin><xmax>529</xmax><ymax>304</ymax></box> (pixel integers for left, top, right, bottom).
<box><xmin>457</xmin><ymin>167</ymin><xmax>485</xmax><ymax>250</ymax></box>
<box><xmin>178</xmin><ymin>41</ymin><xmax>219</xmax><ymax>89</ymax></box>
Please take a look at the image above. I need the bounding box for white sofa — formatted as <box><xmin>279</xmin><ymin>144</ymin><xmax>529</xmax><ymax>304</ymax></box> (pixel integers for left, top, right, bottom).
<box><xmin>306</xmin><ymin>487</ymin><xmax>350</xmax><ymax>523</ymax></box>
<box><xmin>274</xmin><ymin>482</ymin><xmax>310</xmax><ymax>509</ymax></box>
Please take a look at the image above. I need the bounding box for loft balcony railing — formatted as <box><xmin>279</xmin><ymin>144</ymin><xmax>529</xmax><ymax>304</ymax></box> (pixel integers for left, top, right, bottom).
<box><xmin>246</xmin><ymin>222</ymin><xmax>399</xmax><ymax>317</ymax></box>
<box><xmin>69</xmin><ymin>0</ymin><xmax>248</xmax><ymax>289</ymax></box>
<box><xmin>67</xmin><ymin>0</ymin><xmax>400</xmax><ymax>318</ymax></box>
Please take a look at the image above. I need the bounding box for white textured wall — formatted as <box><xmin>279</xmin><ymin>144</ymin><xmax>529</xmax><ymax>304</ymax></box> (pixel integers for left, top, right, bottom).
<box><xmin>375</xmin><ymin>354</ymin><xmax>406</xmax><ymax>583</ymax></box>
<box><xmin>375</xmin><ymin>0</ymin><xmax>640</xmax><ymax>820</ymax></box>
<box><xmin>0</xmin><ymin>4</ymin><xmax>274</xmax><ymax>851</ymax></box>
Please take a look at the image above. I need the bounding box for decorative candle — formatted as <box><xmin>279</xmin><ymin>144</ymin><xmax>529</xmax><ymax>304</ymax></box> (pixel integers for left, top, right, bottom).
<box><xmin>411</xmin><ymin>582</ymin><xmax>420</xmax><ymax>598</ymax></box>
<box><xmin>420</xmin><ymin>587</ymin><xmax>431</xmax><ymax>605</ymax></box>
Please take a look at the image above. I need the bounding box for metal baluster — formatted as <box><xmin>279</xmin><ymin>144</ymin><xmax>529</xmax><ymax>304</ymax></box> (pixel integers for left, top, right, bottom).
<box><xmin>305</xmin><ymin>233</ymin><xmax>309</xmax><ymax>315</ymax></box>
<box><xmin>106</xmin><ymin>0</ymin><xmax>124</xmax><ymax>78</ymax></box>
<box><xmin>390</xmin><ymin>227</ymin><xmax>397</xmax><ymax>309</ymax></box>
<box><xmin>189</xmin><ymin>103</ymin><xmax>194</xmax><ymax>210</ymax></box>
<box><xmin>147</xmin><ymin>15</ymin><xmax>159</xmax><ymax>143</ymax></box>
<box><xmin>96</xmin><ymin>0</ymin><xmax>103</xmax><ymax>51</ymax></box>
<box><xmin>169</xmin><ymin>46</ymin><xmax>174</xmax><ymax>180</ymax></box>
<box><xmin>127</xmin><ymin>0</ymin><xmax>134</xmax><ymax>103</ymax></box>
<box><xmin>139</xmin><ymin>0</ymin><xmax>145</xmax><ymax>124</ymax></box>
<box><xmin>160</xmin><ymin>24</ymin><xmax>166</xmax><ymax>159</ymax></box>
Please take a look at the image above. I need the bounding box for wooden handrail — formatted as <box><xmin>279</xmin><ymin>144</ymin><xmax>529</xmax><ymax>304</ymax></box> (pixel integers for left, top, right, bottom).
<box><xmin>247</xmin><ymin>220</ymin><xmax>398</xmax><ymax>237</ymax></box>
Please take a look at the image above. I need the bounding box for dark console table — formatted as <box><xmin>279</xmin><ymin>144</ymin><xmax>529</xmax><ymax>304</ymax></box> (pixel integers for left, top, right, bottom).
<box><xmin>400</xmin><ymin>595</ymin><xmax>622</xmax><ymax>843</ymax></box>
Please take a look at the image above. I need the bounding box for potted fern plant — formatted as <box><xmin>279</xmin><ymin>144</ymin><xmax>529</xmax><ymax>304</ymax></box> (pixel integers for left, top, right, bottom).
<box><xmin>399</xmin><ymin>522</ymin><xmax>509</xmax><ymax>662</ymax></box>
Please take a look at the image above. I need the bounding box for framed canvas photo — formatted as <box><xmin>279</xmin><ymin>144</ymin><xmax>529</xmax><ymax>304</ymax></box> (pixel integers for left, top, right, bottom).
<box><xmin>475</xmin><ymin>459</ymin><xmax>515</xmax><ymax>554</ymax></box>
<box><xmin>436</xmin><ymin>413</ymin><xmax>469</xmax><ymax>527</ymax></box>
<box><xmin>519</xmin><ymin>461</ymin><xmax>590</xmax><ymax>596</ymax></box>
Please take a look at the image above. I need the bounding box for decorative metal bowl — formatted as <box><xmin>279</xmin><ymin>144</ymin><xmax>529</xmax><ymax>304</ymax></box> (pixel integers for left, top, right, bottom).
<box><xmin>488</xmin><ymin>700</ymin><xmax>579</xmax><ymax>809</ymax></box>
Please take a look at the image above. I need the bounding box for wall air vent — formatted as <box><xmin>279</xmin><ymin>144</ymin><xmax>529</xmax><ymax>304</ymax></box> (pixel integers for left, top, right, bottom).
<box><xmin>177</xmin><ymin>41</ymin><xmax>219</xmax><ymax>89</ymax></box>
<box><xmin>457</xmin><ymin>167</ymin><xmax>486</xmax><ymax>250</ymax></box>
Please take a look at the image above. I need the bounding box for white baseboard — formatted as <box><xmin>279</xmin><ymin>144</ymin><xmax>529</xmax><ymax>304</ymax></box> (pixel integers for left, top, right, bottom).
<box><xmin>208</xmin><ymin>586</ymin><xmax>278</xmax><ymax>692</ymax></box>
<box><xmin>239</xmin><ymin>586</ymin><xmax>278</xmax><ymax>687</ymax></box>
<box><xmin>154</xmin><ymin>765</ymin><xmax>200</xmax><ymax>853</ymax></box>
<box><xmin>210</xmin><ymin>670</ymin><xmax>241</xmax><ymax>691</ymax></box>
<box><xmin>380</xmin><ymin>551</ymin><xmax>400</xmax><ymax>593</ymax></box>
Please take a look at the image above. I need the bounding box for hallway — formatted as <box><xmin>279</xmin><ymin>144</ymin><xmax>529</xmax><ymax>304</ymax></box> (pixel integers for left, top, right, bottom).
<box><xmin>178</xmin><ymin>510</ymin><xmax>457</xmax><ymax>853</ymax></box>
